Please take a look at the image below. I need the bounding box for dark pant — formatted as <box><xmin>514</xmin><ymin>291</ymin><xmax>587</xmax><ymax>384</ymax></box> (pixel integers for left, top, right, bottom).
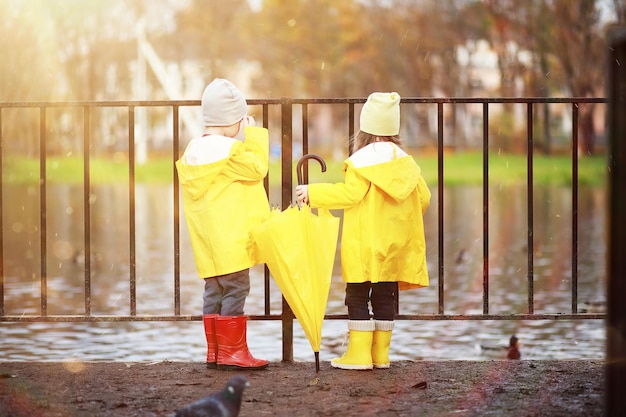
<box><xmin>345</xmin><ymin>281</ymin><xmax>398</xmax><ymax>321</ymax></box>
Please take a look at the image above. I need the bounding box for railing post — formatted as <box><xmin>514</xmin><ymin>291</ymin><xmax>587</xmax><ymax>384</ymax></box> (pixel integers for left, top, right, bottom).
<box><xmin>83</xmin><ymin>106</ymin><xmax>92</xmax><ymax>316</ymax></box>
<box><xmin>482</xmin><ymin>102</ymin><xmax>489</xmax><ymax>314</ymax></box>
<box><xmin>437</xmin><ymin>102</ymin><xmax>445</xmax><ymax>314</ymax></box>
<box><xmin>173</xmin><ymin>105</ymin><xmax>181</xmax><ymax>316</ymax></box>
<box><xmin>128</xmin><ymin>106</ymin><xmax>137</xmax><ymax>316</ymax></box>
<box><xmin>606</xmin><ymin>26</ymin><xmax>626</xmax><ymax>417</ymax></box>
<box><xmin>39</xmin><ymin>106</ymin><xmax>48</xmax><ymax>317</ymax></box>
<box><xmin>348</xmin><ymin>101</ymin><xmax>355</xmax><ymax>155</ymax></box>
<box><xmin>262</xmin><ymin>103</ymin><xmax>272</xmax><ymax>316</ymax></box>
<box><xmin>280</xmin><ymin>97</ymin><xmax>294</xmax><ymax>362</ymax></box>
<box><xmin>526</xmin><ymin>103</ymin><xmax>534</xmax><ymax>314</ymax></box>
<box><xmin>0</xmin><ymin>107</ymin><xmax>3</xmax><ymax>317</ymax></box>
<box><xmin>571</xmin><ymin>103</ymin><xmax>579</xmax><ymax>314</ymax></box>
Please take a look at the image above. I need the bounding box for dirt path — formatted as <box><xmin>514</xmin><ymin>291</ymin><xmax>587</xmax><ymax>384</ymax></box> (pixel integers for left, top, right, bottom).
<box><xmin>0</xmin><ymin>360</ymin><xmax>604</xmax><ymax>416</ymax></box>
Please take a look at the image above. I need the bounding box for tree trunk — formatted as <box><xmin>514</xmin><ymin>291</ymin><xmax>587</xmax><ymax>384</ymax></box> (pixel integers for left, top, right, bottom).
<box><xmin>579</xmin><ymin>105</ymin><xmax>596</xmax><ymax>156</ymax></box>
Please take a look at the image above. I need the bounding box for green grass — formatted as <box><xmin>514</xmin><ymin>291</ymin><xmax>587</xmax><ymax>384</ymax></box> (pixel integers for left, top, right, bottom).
<box><xmin>3</xmin><ymin>152</ymin><xmax>608</xmax><ymax>187</ymax></box>
<box><xmin>303</xmin><ymin>153</ymin><xmax>608</xmax><ymax>187</ymax></box>
<box><xmin>3</xmin><ymin>155</ymin><xmax>176</xmax><ymax>184</ymax></box>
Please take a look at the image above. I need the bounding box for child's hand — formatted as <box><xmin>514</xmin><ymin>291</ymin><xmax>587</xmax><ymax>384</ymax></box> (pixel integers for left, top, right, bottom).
<box><xmin>242</xmin><ymin>115</ymin><xmax>256</xmax><ymax>127</ymax></box>
<box><xmin>295</xmin><ymin>185</ymin><xmax>309</xmax><ymax>204</ymax></box>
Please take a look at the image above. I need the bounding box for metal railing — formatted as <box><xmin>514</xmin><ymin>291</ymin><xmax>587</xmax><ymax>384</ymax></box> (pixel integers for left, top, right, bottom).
<box><xmin>0</xmin><ymin>97</ymin><xmax>607</xmax><ymax>362</ymax></box>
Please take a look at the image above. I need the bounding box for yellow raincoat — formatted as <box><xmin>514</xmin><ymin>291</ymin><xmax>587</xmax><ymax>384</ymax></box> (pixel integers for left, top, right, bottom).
<box><xmin>175</xmin><ymin>126</ymin><xmax>270</xmax><ymax>278</ymax></box>
<box><xmin>308</xmin><ymin>142</ymin><xmax>430</xmax><ymax>290</ymax></box>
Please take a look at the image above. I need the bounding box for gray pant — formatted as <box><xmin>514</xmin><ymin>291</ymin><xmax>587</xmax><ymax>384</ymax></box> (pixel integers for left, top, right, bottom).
<box><xmin>203</xmin><ymin>269</ymin><xmax>250</xmax><ymax>316</ymax></box>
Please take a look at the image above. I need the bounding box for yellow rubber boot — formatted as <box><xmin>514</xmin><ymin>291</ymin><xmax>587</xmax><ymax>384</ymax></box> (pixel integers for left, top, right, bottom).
<box><xmin>331</xmin><ymin>320</ymin><xmax>375</xmax><ymax>370</ymax></box>
<box><xmin>372</xmin><ymin>320</ymin><xmax>394</xmax><ymax>369</ymax></box>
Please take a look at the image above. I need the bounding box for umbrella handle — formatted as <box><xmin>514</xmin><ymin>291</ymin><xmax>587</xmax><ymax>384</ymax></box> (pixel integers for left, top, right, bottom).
<box><xmin>297</xmin><ymin>154</ymin><xmax>326</xmax><ymax>185</ymax></box>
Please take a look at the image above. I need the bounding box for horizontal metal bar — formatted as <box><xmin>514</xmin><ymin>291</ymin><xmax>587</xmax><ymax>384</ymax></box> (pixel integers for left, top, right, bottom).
<box><xmin>326</xmin><ymin>314</ymin><xmax>606</xmax><ymax>320</ymax></box>
<box><xmin>1</xmin><ymin>313</ymin><xmax>605</xmax><ymax>322</ymax></box>
<box><xmin>288</xmin><ymin>97</ymin><xmax>607</xmax><ymax>105</ymax></box>
<box><xmin>0</xmin><ymin>100</ymin><xmax>201</xmax><ymax>108</ymax></box>
<box><xmin>0</xmin><ymin>315</ymin><xmax>277</xmax><ymax>322</ymax></box>
<box><xmin>0</xmin><ymin>97</ymin><xmax>607</xmax><ymax>108</ymax></box>
<box><xmin>397</xmin><ymin>97</ymin><xmax>607</xmax><ymax>104</ymax></box>
<box><xmin>394</xmin><ymin>313</ymin><xmax>606</xmax><ymax>321</ymax></box>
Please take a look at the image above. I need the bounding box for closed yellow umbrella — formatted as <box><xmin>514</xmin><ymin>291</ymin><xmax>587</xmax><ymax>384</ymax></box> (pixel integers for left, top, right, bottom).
<box><xmin>251</xmin><ymin>155</ymin><xmax>339</xmax><ymax>372</ymax></box>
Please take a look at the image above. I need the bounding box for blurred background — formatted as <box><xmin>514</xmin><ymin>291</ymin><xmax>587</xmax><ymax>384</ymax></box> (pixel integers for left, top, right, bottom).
<box><xmin>1</xmin><ymin>0</ymin><xmax>624</xmax><ymax>158</ymax></box>
<box><xmin>1</xmin><ymin>0</ymin><xmax>620</xmax><ymax>361</ymax></box>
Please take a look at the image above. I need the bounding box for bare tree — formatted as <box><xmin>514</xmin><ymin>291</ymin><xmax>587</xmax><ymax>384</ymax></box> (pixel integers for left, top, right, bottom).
<box><xmin>612</xmin><ymin>0</ymin><xmax>626</xmax><ymax>24</ymax></box>
<box><xmin>483</xmin><ymin>0</ymin><xmax>607</xmax><ymax>155</ymax></box>
<box><xmin>173</xmin><ymin>0</ymin><xmax>251</xmax><ymax>79</ymax></box>
<box><xmin>551</xmin><ymin>0</ymin><xmax>605</xmax><ymax>155</ymax></box>
<box><xmin>0</xmin><ymin>1</ymin><xmax>64</xmax><ymax>154</ymax></box>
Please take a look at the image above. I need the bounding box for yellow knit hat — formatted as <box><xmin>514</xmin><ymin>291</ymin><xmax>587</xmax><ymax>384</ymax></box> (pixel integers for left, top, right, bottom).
<box><xmin>359</xmin><ymin>92</ymin><xmax>401</xmax><ymax>136</ymax></box>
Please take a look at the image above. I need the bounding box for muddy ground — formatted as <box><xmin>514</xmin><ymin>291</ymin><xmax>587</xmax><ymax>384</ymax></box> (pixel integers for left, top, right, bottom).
<box><xmin>0</xmin><ymin>360</ymin><xmax>604</xmax><ymax>417</ymax></box>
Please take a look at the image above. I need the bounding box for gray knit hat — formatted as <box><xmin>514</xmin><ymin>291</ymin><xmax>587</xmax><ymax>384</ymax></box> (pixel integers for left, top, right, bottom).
<box><xmin>201</xmin><ymin>78</ymin><xmax>248</xmax><ymax>126</ymax></box>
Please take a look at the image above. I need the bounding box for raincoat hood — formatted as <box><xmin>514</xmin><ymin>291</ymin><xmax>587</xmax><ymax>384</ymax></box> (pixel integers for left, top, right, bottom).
<box><xmin>347</xmin><ymin>142</ymin><xmax>420</xmax><ymax>202</ymax></box>
<box><xmin>177</xmin><ymin>152</ymin><xmax>235</xmax><ymax>202</ymax></box>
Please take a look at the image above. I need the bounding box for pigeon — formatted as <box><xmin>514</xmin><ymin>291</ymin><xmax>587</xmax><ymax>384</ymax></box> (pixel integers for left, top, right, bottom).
<box><xmin>172</xmin><ymin>375</ymin><xmax>249</xmax><ymax>417</ymax></box>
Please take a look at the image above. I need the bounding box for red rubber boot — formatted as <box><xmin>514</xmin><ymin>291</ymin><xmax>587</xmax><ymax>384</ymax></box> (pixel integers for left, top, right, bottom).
<box><xmin>215</xmin><ymin>315</ymin><xmax>268</xmax><ymax>370</ymax></box>
<box><xmin>203</xmin><ymin>314</ymin><xmax>219</xmax><ymax>369</ymax></box>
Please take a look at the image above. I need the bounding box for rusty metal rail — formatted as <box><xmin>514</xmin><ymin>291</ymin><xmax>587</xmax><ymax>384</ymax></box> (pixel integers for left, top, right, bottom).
<box><xmin>0</xmin><ymin>97</ymin><xmax>607</xmax><ymax>362</ymax></box>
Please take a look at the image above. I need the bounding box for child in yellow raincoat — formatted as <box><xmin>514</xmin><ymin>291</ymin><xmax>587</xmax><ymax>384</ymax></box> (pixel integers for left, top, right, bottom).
<box><xmin>295</xmin><ymin>92</ymin><xmax>431</xmax><ymax>370</ymax></box>
<box><xmin>176</xmin><ymin>78</ymin><xmax>269</xmax><ymax>370</ymax></box>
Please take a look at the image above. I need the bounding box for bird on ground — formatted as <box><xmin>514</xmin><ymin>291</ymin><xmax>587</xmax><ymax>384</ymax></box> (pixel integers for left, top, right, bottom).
<box><xmin>454</xmin><ymin>249</ymin><xmax>467</xmax><ymax>264</ymax></box>
<box><xmin>506</xmin><ymin>335</ymin><xmax>521</xmax><ymax>359</ymax></box>
<box><xmin>579</xmin><ymin>300</ymin><xmax>606</xmax><ymax>314</ymax></box>
<box><xmin>172</xmin><ymin>375</ymin><xmax>249</xmax><ymax>417</ymax></box>
<box><xmin>477</xmin><ymin>335</ymin><xmax>521</xmax><ymax>360</ymax></box>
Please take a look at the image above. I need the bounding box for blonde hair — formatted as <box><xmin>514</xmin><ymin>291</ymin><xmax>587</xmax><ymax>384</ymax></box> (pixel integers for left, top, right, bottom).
<box><xmin>351</xmin><ymin>130</ymin><xmax>401</xmax><ymax>153</ymax></box>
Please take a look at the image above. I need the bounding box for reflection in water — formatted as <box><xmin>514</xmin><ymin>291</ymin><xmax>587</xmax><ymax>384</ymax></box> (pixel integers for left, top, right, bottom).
<box><xmin>1</xmin><ymin>184</ymin><xmax>605</xmax><ymax>361</ymax></box>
